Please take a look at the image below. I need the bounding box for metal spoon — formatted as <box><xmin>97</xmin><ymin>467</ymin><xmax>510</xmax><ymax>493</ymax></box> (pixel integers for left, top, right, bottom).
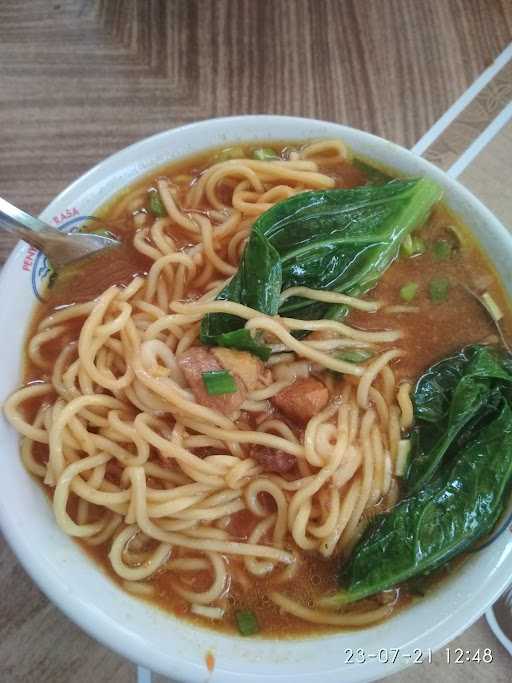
<box><xmin>0</xmin><ymin>196</ymin><xmax>119</xmax><ymax>268</ymax></box>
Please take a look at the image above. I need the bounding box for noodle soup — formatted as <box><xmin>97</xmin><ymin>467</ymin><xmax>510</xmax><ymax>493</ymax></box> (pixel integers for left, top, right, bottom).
<box><xmin>6</xmin><ymin>140</ymin><xmax>512</xmax><ymax>637</ymax></box>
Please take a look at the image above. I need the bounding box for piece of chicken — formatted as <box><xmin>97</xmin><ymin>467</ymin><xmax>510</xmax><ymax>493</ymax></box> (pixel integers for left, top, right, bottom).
<box><xmin>272</xmin><ymin>376</ymin><xmax>329</xmax><ymax>424</ymax></box>
<box><xmin>211</xmin><ymin>347</ymin><xmax>265</xmax><ymax>391</ymax></box>
<box><xmin>177</xmin><ymin>347</ymin><xmax>247</xmax><ymax>414</ymax></box>
<box><xmin>250</xmin><ymin>445</ymin><xmax>296</xmax><ymax>473</ymax></box>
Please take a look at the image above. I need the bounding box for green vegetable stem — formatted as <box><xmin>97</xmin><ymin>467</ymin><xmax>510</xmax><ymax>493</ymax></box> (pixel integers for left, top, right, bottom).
<box><xmin>336</xmin><ymin>349</ymin><xmax>374</xmax><ymax>364</ymax></box>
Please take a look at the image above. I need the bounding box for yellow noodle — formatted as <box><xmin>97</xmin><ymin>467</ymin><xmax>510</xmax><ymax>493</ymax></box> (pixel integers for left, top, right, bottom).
<box><xmin>357</xmin><ymin>349</ymin><xmax>402</xmax><ymax>408</ymax></box>
<box><xmin>109</xmin><ymin>526</ymin><xmax>171</xmax><ymax>580</ymax></box>
<box><xmin>270</xmin><ymin>592</ymin><xmax>393</xmax><ymax>626</ymax></box>
<box><xmin>3</xmin><ymin>142</ymin><xmax>412</xmax><ymax>631</ymax></box>
<box><xmin>397</xmin><ymin>382</ymin><xmax>413</xmax><ymax>430</ymax></box>
<box><xmin>338</xmin><ymin>410</ymin><xmax>375</xmax><ymax>549</ymax></box>
<box><xmin>28</xmin><ymin>325</ymin><xmax>67</xmax><ymax>369</ymax></box>
<box><xmin>280</xmin><ymin>287</ymin><xmax>380</xmax><ymax>311</ymax></box>
<box><xmin>382</xmin><ymin>304</ymin><xmax>420</xmax><ymax>314</ymax></box>
<box><xmin>4</xmin><ymin>382</ymin><xmax>53</xmax><ymax>442</ymax></box>
<box><xmin>157</xmin><ymin>178</ymin><xmax>199</xmax><ymax>234</ymax></box>
<box><xmin>172</xmin><ymin>552</ymin><xmax>227</xmax><ymax>604</ymax></box>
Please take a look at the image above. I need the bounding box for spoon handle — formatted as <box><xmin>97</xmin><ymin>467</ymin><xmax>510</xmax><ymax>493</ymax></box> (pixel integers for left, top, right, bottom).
<box><xmin>0</xmin><ymin>196</ymin><xmax>86</xmax><ymax>261</ymax></box>
<box><xmin>0</xmin><ymin>196</ymin><xmax>56</xmax><ymax>236</ymax></box>
<box><xmin>0</xmin><ymin>195</ymin><xmax>119</xmax><ymax>268</ymax></box>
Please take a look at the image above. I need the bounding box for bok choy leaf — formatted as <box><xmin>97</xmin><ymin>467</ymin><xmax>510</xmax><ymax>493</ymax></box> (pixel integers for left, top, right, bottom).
<box><xmin>200</xmin><ymin>178</ymin><xmax>442</xmax><ymax>352</ymax></box>
<box><xmin>407</xmin><ymin>344</ymin><xmax>512</xmax><ymax>493</ymax></box>
<box><xmin>324</xmin><ymin>344</ymin><xmax>512</xmax><ymax>606</ymax></box>
<box><xmin>330</xmin><ymin>397</ymin><xmax>512</xmax><ymax>605</ymax></box>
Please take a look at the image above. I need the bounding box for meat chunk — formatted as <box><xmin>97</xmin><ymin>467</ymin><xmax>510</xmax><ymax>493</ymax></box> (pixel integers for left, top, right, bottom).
<box><xmin>272</xmin><ymin>376</ymin><xmax>329</xmax><ymax>424</ymax></box>
<box><xmin>250</xmin><ymin>446</ymin><xmax>296</xmax><ymax>473</ymax></box>
<box><xmin>211</xmin><ymin>347</ymin><xmax>265</xmax><ymax>391</ymax></box>
<box><xmin>177</xmin><ymin>346</ymin><xmax>246</xmax><ymax>414</ymax></box>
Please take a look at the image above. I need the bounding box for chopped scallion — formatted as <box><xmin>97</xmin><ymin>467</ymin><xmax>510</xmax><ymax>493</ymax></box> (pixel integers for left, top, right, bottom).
<box><xmin>148</xmin><ymin>190</ymin><xmax>167</xmax><ymax>217</ymax></box>
<box><xmin>252</xmin><ymin>147</ymin><xmax>279</xmax><ymax>161</ymax></box>
<box><xmin>429</xmin><ymin>277</ymin><xmax>450</xmax><ymax>303</ymax></box>
<box><xmin>216</xmin><ymin>146</ymin><xmax>246</xmax><ymax>162</ymax></box>
<box><xmin>400</xmin><ymin>234</ymin><xmax>426</xmax><ymax>257</ymax></box>
<box><xmin>400</xmin><ymin>235</ymin><xmax>413</xmax><ymax>257</ymax></box>
<box><xmin>432</xmin><ymin>239</ymin><xmax>452</xmax><ymax>260</ymax></box>
<box><xmin>202</xmin><ymin>369</ymin><xmax>237</xmax><ymax>395</ymax></box>
<box><xmin>336</xmin><ymin>349</ymin><xmax>374</xmax><ymax>363</ymax></box>
<box><xmin>216</xmin><ymin>329</ymin><xmax>271</xmax><ymax>361</ymax></box>
<box><xmin>235</xmin><ymin>609</ymin><xmax>259</xmax><ymax>636</ymax></box>
<box><xmin>411</xmin><ymin>236</ymin><xmax>426</xmax><ymax>255</ymax></box>
<box><xmin>400</xmin><ymin>282</ymin><xmax>418</xmax><ymax>302</ymax></box>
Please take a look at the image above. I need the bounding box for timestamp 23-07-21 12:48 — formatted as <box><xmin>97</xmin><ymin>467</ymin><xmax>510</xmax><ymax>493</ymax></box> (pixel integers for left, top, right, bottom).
<box><xmin>343</xmin><ymin>648</ymin><xmax>494</xmax><ymax>664</ymax></box>
<box><xmin>445</xmin><ymin>647</ymin><xmax>494</xmax><ymax>663</ymax></box>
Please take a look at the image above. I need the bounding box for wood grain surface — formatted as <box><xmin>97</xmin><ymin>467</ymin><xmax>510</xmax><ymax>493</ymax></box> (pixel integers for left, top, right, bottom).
<box><xmin>1</xmin><ymin>0</ymin><xmax>511</xmax><ymax>220</ymax></box>
<box><xmin>0</xmin><ymin>2</ymin><xmax>511</xmax><ymax>682</ymax></box>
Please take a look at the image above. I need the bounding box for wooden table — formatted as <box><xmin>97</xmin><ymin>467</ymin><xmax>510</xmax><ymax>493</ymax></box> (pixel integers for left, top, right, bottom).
<box><xmin>0</xmin><ymin>2</ymin><xmax>511</xmax><ymax>682</ymax></box>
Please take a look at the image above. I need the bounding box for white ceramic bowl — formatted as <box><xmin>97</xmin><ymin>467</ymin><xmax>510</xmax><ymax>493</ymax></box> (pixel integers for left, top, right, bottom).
<box><xmin>1</xmin><ymin>116</ymin><xmax>511</xmax><ymax>683</ymax></box>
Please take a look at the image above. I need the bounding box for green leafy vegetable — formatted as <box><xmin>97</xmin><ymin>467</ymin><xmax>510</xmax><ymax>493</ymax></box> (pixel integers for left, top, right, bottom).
<box><xmin>400</xmin><ymin>282</ymin><xmax>418</xmax><ymax>302</ymax></box>
<box><xmin>202</xmin><ymin>370</ymin><xmax>237</xmax><ymax>395</ymax></box>
<box><xmin>252</xmin><ymin>147</ymin><xmax>279</xmax><ymax>161</ymax></box>
<box><xmin>322</xmin><ymin>344</ymin><xmax>512</xmax><ymax>606</ymax></box>
<box><xmin>407</xmin><ymin>344</ymin><xmax>512</xmax><ymax>492</ymax></box>
<box><xmin>432</xmin><ymin>239</ymin><xmax>452</xmax><ymax>260</ymax></box>
<box><xmin>429</xmin><ymin>277</ymin><xmax>450</xmax><ymax>302</ymax></box>
<box><xmin>148</xmin><ymin>190</ymin><xmax>167</xmax><ymax>217</ymax></box>
<box><xmin>329</xmin><ymin>394</ymin><xmax>512</xmax><ymax>605</ymax></box>
<box><xmin>235</xmin><ymin>609</ymin><xmax>259</xmax><ymax>636</ymax></box>
<box><xmin>336</xmin><ymin>349</ymin><xmax>374</xmax><ymax>363</ymax></box>
<box><xmin>214</xmin><ymin>329</ymin><xmax>271</xmax><ymax>361</ymax></box>
<box><xmin>201</xmin><ymin>178</ymin><xmax>442</xmax><ymax>349</ymax></box>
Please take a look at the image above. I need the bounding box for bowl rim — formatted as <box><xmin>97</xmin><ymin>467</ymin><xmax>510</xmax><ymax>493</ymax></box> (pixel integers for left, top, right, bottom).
<box><xmin>1</xmin><ymin>114</ymin><xmax>512</xmax><ymax>683</ymax></box>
